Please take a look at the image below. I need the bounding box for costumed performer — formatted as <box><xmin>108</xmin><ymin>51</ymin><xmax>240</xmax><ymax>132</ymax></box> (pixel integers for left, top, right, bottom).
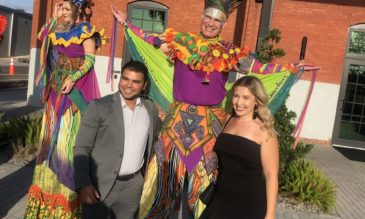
<box><xmin>24</xmin><ymin>0</ymin><xmax>104</xmax><ymax>218</ymax></box>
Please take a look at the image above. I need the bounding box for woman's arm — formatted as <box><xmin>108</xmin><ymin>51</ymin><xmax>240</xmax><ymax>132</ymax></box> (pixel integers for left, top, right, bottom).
<box><xmin>38</xmin><ymin>2</ymin><xmax>63</xmax><ymax>41</ymax></box>
<box><xmin>61</xmin><ymin>38</ymin><xmax>96</xmax><ymax>94</ymax></box>
<box><xmin>261</xmin><ymin>134</ymin><xmax>279</xmax><ymax>219</ymax></box>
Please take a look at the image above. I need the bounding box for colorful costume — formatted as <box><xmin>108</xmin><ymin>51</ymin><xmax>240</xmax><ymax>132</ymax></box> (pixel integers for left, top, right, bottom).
<box><xmin>24</xmin><ymin>17</ymin><xmax>103</xmax><ymax>218</ymax></box>
<box><xmin>119</xmin><ymin>21</ymin><xmax>300</xmax><ymax>218</ymax></box>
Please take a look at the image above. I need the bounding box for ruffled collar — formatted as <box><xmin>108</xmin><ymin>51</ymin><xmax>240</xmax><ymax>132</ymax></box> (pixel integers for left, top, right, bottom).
<box><xmin>164</xmin><ymin>29</ymin><xmax>249</xmax><ymax>74</ymax></box>
<box><xmin>49</xmin><ymin>22</ymin><xmax>101</xmax><ymax>47</ymax></box>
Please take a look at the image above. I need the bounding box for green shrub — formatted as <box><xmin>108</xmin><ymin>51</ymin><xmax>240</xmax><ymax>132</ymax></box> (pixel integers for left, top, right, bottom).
<box><xmin>0</xmin><ymin>113</ymin><xmax>6</xmax><ymax>138</ymax></box>
<box><xmin>281</xmin><ymin>158</ymin><xmax>336</xmax><ymax>213</ymax></box>
<box><xmin>256</xmin><ymin>28</ymin><xmax>336</xmax><ymax>213</ymax></box>
<box><xmin>274</xmin><ymin>104</ymin><xmax>314</xmax><ymax>186</ymax></box>
<box><xmin>256</xmin><ymin>28</ymin><xmax>286</xmax><ymax>63</ymax></box>
<box><xmin>3</xmin><ymin>114</ymin><xmax>41</xmax><ymax>153</ymax></box>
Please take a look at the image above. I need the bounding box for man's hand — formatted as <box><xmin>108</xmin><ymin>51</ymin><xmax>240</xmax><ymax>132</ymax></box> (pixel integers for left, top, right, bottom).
<box><xmin>80</xmin><ymin>185</ymin><xmax>101</xmax><ymax>204</ymax></box>
<box><xmin>298</xmin><ymin>60</ymin><xmax>321</xmax><ymax>71</ymax></box>
<box><xmin>302</xmin><ymin>65</ymin><xmax>320</xmax><ymax>71</ymax></box>
<box><xmin>154</xmin><ymin>103</ymin><xmax>167</xmax><ymax>121</ymax></box>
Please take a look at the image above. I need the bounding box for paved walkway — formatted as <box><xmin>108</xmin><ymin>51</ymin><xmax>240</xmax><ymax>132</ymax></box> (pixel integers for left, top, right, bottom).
<box><xmin>0</xmin><ymin>144</ymin><xmax>364</xmax><ymax>218</ymax></box>
<box><xmin>0</xmin><ymin>162</ymin><xmax>33</xmax><ymax>218</ymax></box>
<box><xmin>306</xmin><ymin>145</ymin><xmax>365</xmax><ymax>219</ymax></box>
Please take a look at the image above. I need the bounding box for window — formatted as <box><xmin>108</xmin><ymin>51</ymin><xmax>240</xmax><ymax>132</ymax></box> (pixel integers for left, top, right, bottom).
<box><xmin>122</xmin><ymin>1</ymin><xmax>168</xmax><ymax>65</ymax></box>
<box><xmin>130</xmin><ymin>7</ymin><xmax>166</xmax><ymax>33</ymax></box>
<box><xmin>333</xmin><ymin>24</ymin><xmax>365</xmax><ymax>148</ymax></box>
<box><xmin>348</xmin><ymin>24</ymin><xmax>365</xmax><ymax>56</ymax></box>
<box><xmin>349</xmin><ymin>30</ymin><xmax>365</xmax><ymax>55</ymax></box>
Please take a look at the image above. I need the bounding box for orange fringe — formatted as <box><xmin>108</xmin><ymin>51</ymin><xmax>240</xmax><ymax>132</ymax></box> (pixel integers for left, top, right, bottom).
<box><xmin>27</xmin><ymin>184</ymin><xmax>81</xmax><ymax>213</ymax></box>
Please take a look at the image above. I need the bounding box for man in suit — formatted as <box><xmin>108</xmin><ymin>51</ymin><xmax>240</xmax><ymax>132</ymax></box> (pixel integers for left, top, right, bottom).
<box><xmin>73</xmin><ymin>60</ymin><xmax>162</xmax><ymax>219</ymax></box>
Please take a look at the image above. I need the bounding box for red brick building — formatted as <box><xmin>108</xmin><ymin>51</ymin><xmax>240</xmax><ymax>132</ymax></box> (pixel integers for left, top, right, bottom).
<box><xmin>28</xmin><ymin>0</ymin><xmax>365</xmax><ymax>149</ymax></box>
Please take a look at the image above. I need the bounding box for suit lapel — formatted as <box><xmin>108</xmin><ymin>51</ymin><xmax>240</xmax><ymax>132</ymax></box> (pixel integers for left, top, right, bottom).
<box><xmin>142</xmin><ymin>99</ymin><xmax>154</xmax><ymax>163</ymax></box>
<box><xmin>112</xmin><ymin>92</ymin><xmax>125</xmax><ymax>153</ymax></box>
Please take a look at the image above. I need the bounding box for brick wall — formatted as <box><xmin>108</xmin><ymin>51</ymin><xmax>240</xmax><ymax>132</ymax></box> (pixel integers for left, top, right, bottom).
<box><xmin>271</xmin><ymin>0</ymin><xmax>365</xmax><ymax>84</ymax></box>
<box><xmin>30</xmin><ymin>0</ymin><xmax>252</xmax><ymax>57</ymax></box>
<box><xmin>31</xmin><ymin>0</ymin><xmax>261</xmax><ymax>57</ymax></box>
<box><xmin>31</xmin><ymin>0</ymin><xmax>365</xmax><ymax>85</ymax></box>
<box><xmin>31</xmin><ymin>0</ymin><xmax>54</xmax><ymax>48</ymax></box>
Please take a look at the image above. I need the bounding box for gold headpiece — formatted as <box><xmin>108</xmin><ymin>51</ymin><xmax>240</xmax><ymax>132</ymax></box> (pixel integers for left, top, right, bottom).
<box><xmin>204</xmin><ymin>0</ymin><xmax>243</xmax><ymax>22</ymax></box>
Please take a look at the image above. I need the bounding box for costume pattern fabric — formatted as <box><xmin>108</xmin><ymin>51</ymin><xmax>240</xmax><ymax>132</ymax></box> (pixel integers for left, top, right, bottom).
<box><xmin>24</xmin><ymin>20</ymin><xmax>103</xmax><ymax>218</ymax></box>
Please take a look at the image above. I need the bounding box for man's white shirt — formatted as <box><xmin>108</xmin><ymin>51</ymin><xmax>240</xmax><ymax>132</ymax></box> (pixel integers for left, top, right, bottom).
<box><xmin>118</xmin><ymin>95</ymin><xmax>150</xmax><ymax>176</ymax></box>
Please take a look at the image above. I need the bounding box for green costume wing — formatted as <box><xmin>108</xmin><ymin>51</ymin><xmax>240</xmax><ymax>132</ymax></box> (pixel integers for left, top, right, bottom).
<box><xmin>125</xmin><ymin>27</ymin><xmax>173</xmax><ymax>112</ymax></box>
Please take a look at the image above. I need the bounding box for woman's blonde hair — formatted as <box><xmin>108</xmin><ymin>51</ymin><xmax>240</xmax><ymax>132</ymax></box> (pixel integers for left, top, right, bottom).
<box><xmin>232</xmin><ymin>76</ymin><xmax>277</xmax><ymax>136</ymax></box>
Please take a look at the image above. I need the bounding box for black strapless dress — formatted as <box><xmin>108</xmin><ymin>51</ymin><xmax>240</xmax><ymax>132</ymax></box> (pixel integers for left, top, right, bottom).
<box><xmin>204</xmin><ymin>133</ymin><xmax>266</xmax><ymax>219</ymax></box>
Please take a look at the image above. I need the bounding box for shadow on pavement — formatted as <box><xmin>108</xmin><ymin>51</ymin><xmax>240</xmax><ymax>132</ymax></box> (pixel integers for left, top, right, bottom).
<box><xmin>334</xmin><ymin>147</ymin><xmax>365</xmax><ymax>162</ymax></box>
<box><xmin>0</xmin><ymin>161</ymin><xmax>34</xmax><ymax>218</ymax></box>
<box><xmin>2</xmin><ymin>105</ymin><xmax>42</xmax><ymax>121</ymax></box>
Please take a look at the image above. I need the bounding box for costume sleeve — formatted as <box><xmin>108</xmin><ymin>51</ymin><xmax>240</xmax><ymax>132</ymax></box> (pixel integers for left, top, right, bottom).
<box><xmin>124</xmin><ymin>21</ymin><xmax>176</xmax><ymax>48</ymax></box>
<box><xmin>69</xmin><ymin>22</ymin><xmax>103</xmax><ymax>82</ymax></box>
<box><xmin>70</xmin><ymin>54</ymin><xmax>95</xmax><ymax>82</ymax></box>
<box><xmin>35</xmin><ymin>18</ymin><xmax>58</xmax><ymax>87</ymax></box>
<box><xmin>249</xmin><ymin>59</ymin><xmax>299</xmax><ymax>74</ymax></box>
<box><xmin>237</xmin><ymin>48</ymin><xmax>299</xmax><ymax>74</ymax></box>
<box><xmin>38</xmin><ymin>18</ymin><xmax>57</xmax><ymax>41</ymax></box>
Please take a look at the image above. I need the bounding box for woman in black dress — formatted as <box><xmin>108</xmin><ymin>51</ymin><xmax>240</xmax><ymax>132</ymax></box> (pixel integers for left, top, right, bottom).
<box><xmin>203</xmin><ymin>76</ymin><xmax>279</xmax><ymax>219</ymax></box>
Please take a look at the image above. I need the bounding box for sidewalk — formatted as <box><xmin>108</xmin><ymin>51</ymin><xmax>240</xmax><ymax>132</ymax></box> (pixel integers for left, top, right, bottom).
<box><xmin>0</xmin><ymin>143</ymin><xmax>364</xmax><ymax>218</ymax></box>
<box><xmin>0</xmin><ymin>162</ymin><xmax>33</xmax><ymax>218</ymax></box>
<box><xmin>306</xmin><ymin>145</ymin><xmax>365</xmax><ymax>219</ymax></box>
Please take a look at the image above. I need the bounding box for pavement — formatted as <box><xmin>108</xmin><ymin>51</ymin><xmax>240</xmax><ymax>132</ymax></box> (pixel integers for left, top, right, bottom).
<box><xmin>0</xmin><ymin>92</ymin><xmax>365</xmax><ymax>218</ymax></box>
<box><xmin>0</xmin><ymin>89</ymin><xmax>41</xmax><ymax>121</ymax></box>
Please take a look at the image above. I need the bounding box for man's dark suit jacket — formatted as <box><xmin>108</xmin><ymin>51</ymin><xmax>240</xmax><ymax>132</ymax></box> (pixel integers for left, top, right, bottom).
<box><xmin>73</xmin><ymin>92</ymin><xmax>161</xmax><ymax>200</ymax></box>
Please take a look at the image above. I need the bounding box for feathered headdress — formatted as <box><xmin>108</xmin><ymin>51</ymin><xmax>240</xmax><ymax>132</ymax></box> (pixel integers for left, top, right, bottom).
<box><xmin>204</xmin><ymin>0</ymin><xmax>243</xmax><ymax>21</ymax></box>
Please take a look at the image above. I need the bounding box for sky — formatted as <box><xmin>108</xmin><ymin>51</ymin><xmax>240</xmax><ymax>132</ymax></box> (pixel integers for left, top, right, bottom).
<box><xmin>0</xmin><ymin>0</ymin><xmax>34</xmax><ymax>14</ymax></box>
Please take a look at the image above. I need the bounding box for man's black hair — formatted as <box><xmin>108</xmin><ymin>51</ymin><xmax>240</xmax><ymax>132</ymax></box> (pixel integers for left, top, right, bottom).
<box><xmin>121</xmin><ymin>60</ymin><xmax>148</xmax><ymax>82</ymax></box>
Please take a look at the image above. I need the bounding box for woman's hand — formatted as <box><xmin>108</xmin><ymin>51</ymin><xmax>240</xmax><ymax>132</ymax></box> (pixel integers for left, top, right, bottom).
<box><xmin>61</xmin><ymin>78</ymin><xmax>75</xmax><ymax>94</ymax></box>
<box><xmin>111</xmin><ymin>5</ymin><xmax>126</xmax><ymax>24</ymax></box>
<box><xmin>53</xmin><ymin>2</ymin><xmax>63</xmax><ymax>20</ymax></box>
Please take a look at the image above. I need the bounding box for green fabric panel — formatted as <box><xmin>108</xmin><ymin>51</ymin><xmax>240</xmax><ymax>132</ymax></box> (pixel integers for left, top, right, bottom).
<box><xmin>125</xmin><ymin>28</ymin><xmax>171</xmax><ymax>111</ymax></box>
<box><xmin>125</xmin><ymin>27</ymin><xmax>174</xmax><ymax>111</ymax></box>
<box><xmin>71</xmin><ymin>54</ymin><xmax>95</xmax><ymax>82</ymax></box>
<box><xmin>221</xmin><ymin>82</ymin><xmax>233</xmax><ymax>113</ymax></box>
<box><xmin>268</xmin><ymin>74</ymin><xmax>297</xmax><ymax>114</ymax></box>
<box><xmin>248</xmin><ymin>70</ymin><xmax>296</xmax><ymax>114</ymax></box>
<box><xmin>68</xmin><ymin>89</ymin><xmax>88</xmax><ymax>113</ymax></box>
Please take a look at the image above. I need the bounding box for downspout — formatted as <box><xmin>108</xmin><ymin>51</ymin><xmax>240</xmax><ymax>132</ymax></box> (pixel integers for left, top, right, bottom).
<box><xmin>8</xmin><ymin>13</ymin><xmax>14</xmax><ymax>57</ymax></box>
<box><xmin>255</xmin><ymin>0</ymin><xmax>275</xmax><ymax>51</ymax></box>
